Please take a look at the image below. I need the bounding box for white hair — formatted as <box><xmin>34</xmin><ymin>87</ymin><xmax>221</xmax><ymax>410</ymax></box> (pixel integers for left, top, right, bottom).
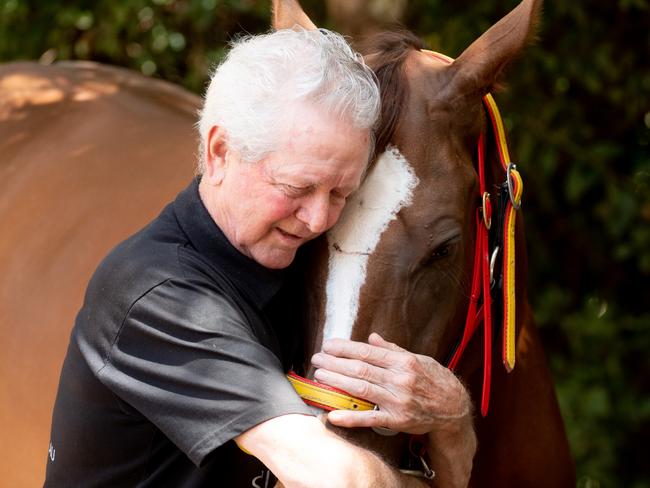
<box><xmin>197</xmin><ymin>28</ymin><xmax>380</xmax><ymax>173</ymax></box>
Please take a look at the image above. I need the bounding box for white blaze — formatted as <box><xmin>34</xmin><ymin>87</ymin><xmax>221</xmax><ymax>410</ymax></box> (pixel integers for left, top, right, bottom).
<box><xmin>323</xmin><ymin>147</ymin><xmax>419</xmax><ymax>343</ymax></box>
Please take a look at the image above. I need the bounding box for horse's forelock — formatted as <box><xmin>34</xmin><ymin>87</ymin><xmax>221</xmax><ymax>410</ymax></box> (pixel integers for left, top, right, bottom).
<box><xmin>363</xmin><ymin>30</ymin><xmax>425</xmax><ymax>157</ymax></box>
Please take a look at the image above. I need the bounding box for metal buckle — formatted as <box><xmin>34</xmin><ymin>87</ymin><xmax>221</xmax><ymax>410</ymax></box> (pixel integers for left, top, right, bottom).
<box><xmin>506</xmin><ymin>163</ymin><xmax>522</xmax><ymax>210</ymax></box>
<box><xmin>489</xmin><ymin>246</ymin><xmax>500</xmax><ymax>283</ymax></box>
<box><xmin>481</xmin><ymin>192</ymin><xmax>492</xmax><ymax>229</ymax></box>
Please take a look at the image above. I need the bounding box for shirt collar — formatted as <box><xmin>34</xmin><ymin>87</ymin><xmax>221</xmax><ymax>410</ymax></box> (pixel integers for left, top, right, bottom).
<box><xmin>173</xmin><ymin>177</ymin><xmax>286</xmax><ymax>308</ymax></box>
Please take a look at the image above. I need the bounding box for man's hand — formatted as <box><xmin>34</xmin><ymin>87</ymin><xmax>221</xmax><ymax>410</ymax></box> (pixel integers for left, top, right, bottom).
<box><xmin>237</xmin><ymin>331</ymin><xmax>477</xmax><ymax>488</ymax></box>
<box><xmin>310</xmin><ymin>332</ymin><xmax>477</xmax><ymax>487</ymax></box>
<box><xmin>311</xmin><ymin>332</ymin><xmax>471</xmax><ymax>433</ymax></box>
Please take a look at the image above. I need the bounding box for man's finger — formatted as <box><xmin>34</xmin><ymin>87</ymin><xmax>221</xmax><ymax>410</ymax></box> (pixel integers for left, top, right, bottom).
<box><xmin>327</xmin><ymin>408</ymin><xmax>394</xmax><ymax>430</ymax></box>
<box><xmin>312</xmin><ymin>367</ymin><xmax>398</xmax><ymax>405</ymax></box>
<box><xmin>311</xmin><ymin>352</ymin><xmax>391</xmax><ymax>384</ymax></box>
<box><xmin>321</xmin><ymin>338</ymin><xmax>405</xmax><ymax>368</ymax></box>
<box><xmin>368</xmin><ymin>332</ymin><xmax>407</xmax><ymax>352</ymax></box>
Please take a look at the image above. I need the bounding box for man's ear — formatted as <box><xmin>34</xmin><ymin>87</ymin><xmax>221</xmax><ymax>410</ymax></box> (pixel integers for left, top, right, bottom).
<box><xmin>204</xmin><ymin>125</ymin><xmax>228</xmax><ymax>186</ymax></box>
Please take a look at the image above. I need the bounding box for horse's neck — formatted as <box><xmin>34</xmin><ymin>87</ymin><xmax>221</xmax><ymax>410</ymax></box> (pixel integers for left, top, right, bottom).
<box><xmin>465</xmin><ymin>304</ymin><xmax>575</xmax><ymax>486</ymax></box>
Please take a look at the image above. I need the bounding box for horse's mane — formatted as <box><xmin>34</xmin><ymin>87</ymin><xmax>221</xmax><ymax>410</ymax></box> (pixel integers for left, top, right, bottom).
<box><xmin>363</xmin><ymin>30</ymin><xmax>425</xmax><ymax>157</ymax></box>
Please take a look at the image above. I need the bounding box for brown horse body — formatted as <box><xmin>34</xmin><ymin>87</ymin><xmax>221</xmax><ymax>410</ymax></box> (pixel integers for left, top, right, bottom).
<box><xmin>1</xmin><ymin>2</ymin><xmax>573</xmax><ymax>485</ymax></box>
<box><xmin>0</xmin><ymin>62</ymin><xmax>198</xmax><ymax>486</ymax></box>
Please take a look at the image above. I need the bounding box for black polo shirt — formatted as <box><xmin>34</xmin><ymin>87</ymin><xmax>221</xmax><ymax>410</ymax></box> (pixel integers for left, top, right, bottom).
<box><xmin>45</xmin><ymin>178</ymin><xmax>313</xmax><ymax>487</ymax></box>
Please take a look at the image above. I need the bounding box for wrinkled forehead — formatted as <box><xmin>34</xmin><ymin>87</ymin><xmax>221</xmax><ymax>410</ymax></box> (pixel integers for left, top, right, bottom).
<box><xmin>262</xmin><ymin>110</ymin><xmax>371</xmax><ymax>188</ymax></box>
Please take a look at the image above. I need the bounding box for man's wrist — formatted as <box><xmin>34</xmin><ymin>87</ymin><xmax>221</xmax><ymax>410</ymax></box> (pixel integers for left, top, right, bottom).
<box><xmin>425</xmin><ymin>415</ymin><xmax>477</xmax><ymax>488</ymax></box>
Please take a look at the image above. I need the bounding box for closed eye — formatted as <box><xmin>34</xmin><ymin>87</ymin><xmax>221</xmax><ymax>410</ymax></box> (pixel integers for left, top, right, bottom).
<box><xmin>422</xmin><ymin>235</ymin><xmax>460</xmax><ymax>267</ymax></box>
<box><xmin>281</xmin><ymin>184</ymin><xmax>312</xmax><ymax>197</ymax></box>
<box><xmin>431</xmin><ymin>242</ymin><xmax>452</xmax><ymax>259</ymax></box>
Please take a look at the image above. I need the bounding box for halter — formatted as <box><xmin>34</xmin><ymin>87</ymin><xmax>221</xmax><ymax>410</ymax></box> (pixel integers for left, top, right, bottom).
<box><xmin>423</xmin><ymin>51</ymin><xmax>523</xmax><ymax>417</ymax></box>
<box><xmin>286</xmin><ymin>371</ymin><xmax>374</xmax><ymax>411</ymax></box>
<box><xmin>446</xmin><ymin>93</ymin><xmax>523</xmax><ymax>417</ymax></box>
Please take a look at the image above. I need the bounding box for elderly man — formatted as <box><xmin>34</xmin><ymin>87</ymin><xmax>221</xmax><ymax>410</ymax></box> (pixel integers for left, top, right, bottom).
<box><xmin>46</xmin><ymin>29</ymin><xmax>475</xmax><ymax>487</ymax></box>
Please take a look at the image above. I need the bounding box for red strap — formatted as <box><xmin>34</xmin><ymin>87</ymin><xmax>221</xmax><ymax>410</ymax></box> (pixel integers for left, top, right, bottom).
<box><xmin>448</xmin><ymin>134</ymin><xmax>492</xmax><ymax>417</ymax></box>
<box><xmin>447</xmin><ymin>211</ymin><xmax>483</xmax><ymax>371</ymax></box>
<box><xmin>480</xmin><ymin>209</ymin><xmax>492</xmax><ymax>417</ymax></box>
<box><xmin>477</xmin><ymin>132</ymin><xmax>492</xmax><ymax>416</ymax></box>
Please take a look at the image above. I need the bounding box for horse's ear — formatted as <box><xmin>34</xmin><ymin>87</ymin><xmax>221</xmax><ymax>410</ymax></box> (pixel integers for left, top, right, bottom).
<box><xmin>449</xmin><ymin>0</ymin><xmax>542</xmax><ymax>96</ymax></box>
<box><xmin>272</xmin><ymin>0</ymin><xmax>317</xmax><ymax>30</ymax></box>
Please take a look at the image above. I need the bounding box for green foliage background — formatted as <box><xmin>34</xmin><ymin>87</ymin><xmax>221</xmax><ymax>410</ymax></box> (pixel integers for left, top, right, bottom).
<box><xmin>1</xmin><ymin>0</ymin><xmax>648</xmax><ymax>486</ymax></box>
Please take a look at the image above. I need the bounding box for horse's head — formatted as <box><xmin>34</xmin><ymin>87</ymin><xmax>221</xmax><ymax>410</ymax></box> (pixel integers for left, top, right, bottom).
<box><xmin>274</xmin><ymin>0</ymin><xmax>547</xmax><ymax>435</ymax></box>
<box><xmin>273</xmin><ymin>0</ymin><xmax>539</xmax><ymax>367</ymax></box>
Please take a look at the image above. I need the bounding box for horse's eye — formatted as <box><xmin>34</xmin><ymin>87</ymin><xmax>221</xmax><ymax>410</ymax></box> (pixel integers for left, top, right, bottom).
<box><xmin>430</xmin><ymin>243</ymin><xmax>451</xmax><ymax>260</ymax></box>
<box><xmin>418</xmin><ymin>234</ymin><xmax>460</xmax><ymax>270</ymax></box>
<box><xmin>424</xmin><ymin>235</ymin><xmax>459</xmax><ymax>266</ymax></box>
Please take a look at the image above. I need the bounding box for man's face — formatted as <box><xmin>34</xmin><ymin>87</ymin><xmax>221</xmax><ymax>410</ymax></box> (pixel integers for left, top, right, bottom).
<box><xmin>201</xmin><ymin>103</ymin><xmax>371</xmax><ymax>269</ymax></box>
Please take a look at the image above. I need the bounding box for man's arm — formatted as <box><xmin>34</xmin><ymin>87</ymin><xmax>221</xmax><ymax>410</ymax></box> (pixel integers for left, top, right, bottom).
<box><xmin>236</xmin><ymin>413</ymin><xmax>432</xmax><ymax>488</ymax></box>
<box><xmin>311</xmin><ymin>333</ymin><xmax>477</xmax><ymax>488</ymax></box>
<box><xmin>424</xmin><ymin>413</ymin><xmax>476</xmax><ymax>488</ymax></box>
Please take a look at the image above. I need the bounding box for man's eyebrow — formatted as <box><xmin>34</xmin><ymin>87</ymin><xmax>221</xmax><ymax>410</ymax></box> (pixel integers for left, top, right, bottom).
<box><xmin>274</xmin><ymin>177</ymin><xmax>315</xmax><ymax>188</ymax></box>
<box><xmin>265</xmin><ymin>168</ymin><xmax>305</xmax><ymax>185</ymax></box>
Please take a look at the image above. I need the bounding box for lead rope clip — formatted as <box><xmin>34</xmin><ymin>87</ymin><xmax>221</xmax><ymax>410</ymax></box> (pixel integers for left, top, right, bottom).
<box><xmin>419</xmin><ymin>455</ymin><xmax>435</xmax><ymax>480</ymax></box>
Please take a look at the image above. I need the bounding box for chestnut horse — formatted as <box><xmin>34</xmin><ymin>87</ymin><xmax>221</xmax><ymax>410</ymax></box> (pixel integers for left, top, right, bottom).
<box><xmin>0</xmin><ymin>3</ymin><xmax>573</xmax><ymax>486</ymax></box>
<box><xmin>275</xmin><ymin>0</ymin><xmax>575</xmax><ymax>486</ymax></box>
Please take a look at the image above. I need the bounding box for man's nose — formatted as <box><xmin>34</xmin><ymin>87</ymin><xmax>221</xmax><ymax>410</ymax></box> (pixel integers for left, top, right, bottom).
<box><xmin>297</xmin><ymin>194</ymin><xmax>330</xmax><ymax>235</ymax></box>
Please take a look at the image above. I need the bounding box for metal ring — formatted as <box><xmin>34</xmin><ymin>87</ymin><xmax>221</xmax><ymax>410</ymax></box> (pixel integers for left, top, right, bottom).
<box><xmin>482</xmin><ymin>192</ymin><xmax>492</xmax><ymax>229</ymax></box>
<box><xmin>506</xmin><ymin>163</ymin><xmax>522</xmax><ymax>210</ymax></box>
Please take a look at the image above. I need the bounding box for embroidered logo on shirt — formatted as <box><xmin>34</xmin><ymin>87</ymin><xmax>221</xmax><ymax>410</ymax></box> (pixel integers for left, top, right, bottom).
<box><xmin>48</xmin><ymin>442</ymin><xmax>56</xmax><ymax>462</ymax></box>
<box><xmin>251</xmin><ymin>469</ymin><xmax>272</xmax><ymax>488</ymax></box>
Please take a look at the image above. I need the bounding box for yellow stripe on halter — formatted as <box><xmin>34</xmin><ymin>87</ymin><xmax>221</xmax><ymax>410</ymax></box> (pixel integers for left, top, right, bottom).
<box><xmin>483</xmin><ymin>94</ymin><xmax>511</xmax><ymax>166</ymax></box>
<box><xmin>503</xmin><ymin>168</ymin><xmax>522</xmax><ymax>372</ymax></box>
<box><xmin>287</xmin><ymin>374</ymin><xmax>375</xmax><ymax>411</ymax></box>
<box><xmin>503</xmin><ymin>203</ymin><xmax>517</xmax><ymax>372</ymax></box>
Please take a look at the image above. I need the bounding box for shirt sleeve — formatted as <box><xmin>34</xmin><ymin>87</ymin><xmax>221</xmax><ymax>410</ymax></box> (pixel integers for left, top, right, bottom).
<box><xmin>96</xmin><ymin>277</ymin><xmax>314</xmax><ymax>467</ymax></box>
